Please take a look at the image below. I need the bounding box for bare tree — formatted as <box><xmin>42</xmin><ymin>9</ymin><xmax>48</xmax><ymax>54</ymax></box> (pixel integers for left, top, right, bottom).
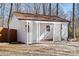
<box><xmin>26</xmin><ymin>3</ymin><xmax>31</xmax><ymax>13</ymax></box>
<box><xmin>0</xmin><ymin>4</ymin><xmax>5</xmax><ymax>27</ymax></box>
<box><xmin>49</xmin><ymin>3</ymin><xmax>51</xmax><ymax>16</ymax></box>
<box><xmin>72</xmin><ymin>3</ymin><xmax>76</xmax><ymax>39</ymax></box>
<box><xmin>56</xmin><ymin>4</ymin><xmax>67</xmax><ymax>19</ymax></box>
<box><xmin>33</xmin><ymin>3</ymin><xmax>41</xmax><ymax>14</ymax></box>
<box><xmin>15</xmin><ymin>3</ymin><xmax>21</xmax><ymax>12</ymax></box>
<box><xmin>7</xmin><ymin>3</ymin><xmax>13</xmax><ymax>43</ymax></box>
<box><xmin>56</xmin><ymin>3</ymin><xmax>59</xmax><ymax>16</ymax></box>
<box><xmin>42</xmin><ymin>3</ymin><xmax>46</xmax><ymax>15</ymax></box>
<box><xmin>58</xmin><ymin>7</ymin><xmax>67</xmax><ymax>19</ymax></box>
<box><xmin>1</xmin><ymin>3</ymin><xmax>5</xmax><ymax>26</ymax></box>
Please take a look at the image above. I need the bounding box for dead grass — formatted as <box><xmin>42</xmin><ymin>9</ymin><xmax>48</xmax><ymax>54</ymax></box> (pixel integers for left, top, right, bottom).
<box><xmin>0</xmin><ymin>41</ymin><xmax>79</xmax><ymax>56</ymax></box>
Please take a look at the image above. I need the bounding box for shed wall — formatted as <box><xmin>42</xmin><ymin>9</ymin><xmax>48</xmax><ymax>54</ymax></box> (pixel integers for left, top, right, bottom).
<box><xmin>9</xmin><ymin>16</ymin><xmax>27</xmax><ymax>43</ymax></box>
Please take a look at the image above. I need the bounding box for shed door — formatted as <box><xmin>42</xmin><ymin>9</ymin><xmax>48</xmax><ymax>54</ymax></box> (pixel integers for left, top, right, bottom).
<box><xmin>27</xmin><ymin>21</ymin><xmax>37</xmax><ymax>44</ymax></box>
<box><xmin>27</xmin><ymin>22</ymin><xmax>33</xmax><ymax>44</ymax></box>
<box><xmin>53</xmin><ymin>24</ymin><xmax>61</xmax><ymax>41</ymax></box>
<box><xmin>61</xmin><ymin>23</ymin><xmax>68</xmax><ymax>41</ymax></box>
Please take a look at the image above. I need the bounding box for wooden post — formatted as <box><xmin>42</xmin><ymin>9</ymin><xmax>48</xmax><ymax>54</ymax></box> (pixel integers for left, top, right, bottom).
<box><xmin>38</xmin><ymin>22</ymin><xmax>40</xmax><ymax>43</ymax></box>
<box><xmin>27</xmin><ymin>21</ymin><xmax>29</xmax><ymax>45</ymax></box>
<box><xmin>37</xmin><ymin>21</ymin><xmax>40</xmax><ymax>43</ymax></box>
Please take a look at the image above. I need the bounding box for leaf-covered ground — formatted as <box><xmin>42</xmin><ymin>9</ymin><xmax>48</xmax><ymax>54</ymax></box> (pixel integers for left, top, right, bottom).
<box><xmin>0</xmin><ymin>41</ymin><xmax>79</xmax><ymax>56</ymax></box>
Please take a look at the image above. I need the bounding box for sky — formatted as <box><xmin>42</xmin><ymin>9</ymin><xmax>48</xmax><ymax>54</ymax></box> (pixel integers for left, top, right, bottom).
<box><xmin>61</xmin><ymin>3</ymin><xmax>72</xmax><ymax>13</ymax></box>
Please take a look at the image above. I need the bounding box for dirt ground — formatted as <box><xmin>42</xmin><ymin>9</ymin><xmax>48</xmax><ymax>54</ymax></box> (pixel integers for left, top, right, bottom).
<box><xmin>0</xmin><ymin>41</ymin><xmax>79</xmax><ymax>56</ymax></box>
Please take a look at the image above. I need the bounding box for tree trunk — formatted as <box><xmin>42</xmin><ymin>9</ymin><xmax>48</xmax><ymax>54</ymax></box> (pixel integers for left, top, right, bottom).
<box><xmin>1</xmin><ymin>4</ymin><xmax>5</xmax><ymax>27</ymax></box>
<box><xmin>72</xmin><ymin>3</ymin><xmax>76</xmax><ymax>39</ymax></box>
<box><xmin>56</xmin><ymin>3</ymin><xmax>59</xmax><ymax>16</ymax></box>
<box><xmin>42</xmin><ymin>3</ymin><xmax>46</xmax><ymax>15</ymax></box>
<box><xmin>7</xmin><ymin>3</ymin><xmax>13</xmax><ymax>43</ymax></box>
<box><xmin>49</xmin><ymin>3</ymin><xmax>51</xmax><ymax>16</ymax></box>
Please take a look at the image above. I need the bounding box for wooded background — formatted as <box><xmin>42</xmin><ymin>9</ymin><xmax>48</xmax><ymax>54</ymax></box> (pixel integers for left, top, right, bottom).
<box><xmin>0</xmin><ymin>3</ymin><xmax>79</xmax><ymax>39</ymax></box>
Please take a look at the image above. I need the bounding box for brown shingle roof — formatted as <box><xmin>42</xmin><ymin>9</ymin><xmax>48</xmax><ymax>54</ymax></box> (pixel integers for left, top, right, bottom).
<box><xmin>13</xmin><ymin>12</ymin><xmax>69</xmax><ymax>22</ymax></box>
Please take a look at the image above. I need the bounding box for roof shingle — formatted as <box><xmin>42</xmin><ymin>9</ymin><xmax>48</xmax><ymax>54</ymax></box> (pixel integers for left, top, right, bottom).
<box><xmin>13</xmin><ymin>12</ymin><xmax>69</xmax><ymax>22</ymax></box>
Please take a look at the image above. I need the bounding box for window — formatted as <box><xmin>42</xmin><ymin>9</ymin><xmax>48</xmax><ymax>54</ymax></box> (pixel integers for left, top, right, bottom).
<box><xmin>46</xmin><ymin>25</ymin><xmax>50</xmax><ymax>31</ymax></box>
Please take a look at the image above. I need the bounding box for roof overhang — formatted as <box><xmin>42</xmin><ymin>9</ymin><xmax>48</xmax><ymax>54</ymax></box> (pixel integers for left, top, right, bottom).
<box><xmin>12</xmin><ymin>12</ymin><xmax>70</xmax><ymax>22</ymax></box>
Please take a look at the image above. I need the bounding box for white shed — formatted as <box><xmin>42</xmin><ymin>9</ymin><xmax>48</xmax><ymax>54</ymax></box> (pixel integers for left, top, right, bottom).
<box><xmin>9</xmin><ymin>12</ymin><xmax>69</xmax><ymax>44</ymax></box>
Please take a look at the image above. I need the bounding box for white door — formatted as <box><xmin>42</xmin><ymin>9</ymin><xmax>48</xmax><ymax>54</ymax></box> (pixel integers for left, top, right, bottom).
<box><xmin>27</xmin><ymin>21</ymin><xmax>33</xmax><ymax>44</ymax></box>
<box><xmin>27</xmin><ymin>21</ymin><xmax>38</xmax><ymax>44</ymax></box>
<box><xmin>53</xmin><ymin>24</ymin><xmax>61</xmax><ymax>42</ymax></box>
<box><xmin>61</xmin><ymin>23</ymin><xmax>68</xmax><ymax>41</ymax></box>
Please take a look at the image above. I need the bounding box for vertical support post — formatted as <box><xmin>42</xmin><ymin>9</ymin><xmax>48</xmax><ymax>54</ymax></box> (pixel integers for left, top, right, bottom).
<box><xmin>39</xmin><ymin>22</ymin><xmax>40</xmax><ymax>43</ymax></box>
<box><xmin>37</xmin><ymin>21</ymin><xmax>40</xmax><ymax>43</ymax></box>
<box><xmin>60</xmin><ymin>24</ymin><xmax>62</xmax><ymax>41</ymax></box>
<box><xmin>27</xmin><ymin>21</ymin><xmax>29</xmax><ymax>45</ymax></box>
<box><xmin>52</xmin><ymin>23</ymin><xmax>53</xmax><ymax>42</ymax></box>
<box><xmin>37</xmin><ymin>21</ymin><xmax>39</xmax><ymax>43</ymax></box>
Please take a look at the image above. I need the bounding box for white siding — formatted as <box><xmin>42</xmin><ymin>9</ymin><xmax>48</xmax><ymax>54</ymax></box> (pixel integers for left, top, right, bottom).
<box><xmin>17</xmin><ymin>21</ymin><xmax>28</xmax><ymax>43</ymax></box>
<box><xmin>0</xmin><ymin>19</ymin><xmax>3</xmax><ymax>27</ymax></box>
<box><xmin>9</xmin><ymin>16</ymin><xmax>27</xmax><ymax>43</ymax></box>
<box><xmin>17</xmin><ymin>30</ymin><xmax>27</xmax><ymax>43</ymax></box>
